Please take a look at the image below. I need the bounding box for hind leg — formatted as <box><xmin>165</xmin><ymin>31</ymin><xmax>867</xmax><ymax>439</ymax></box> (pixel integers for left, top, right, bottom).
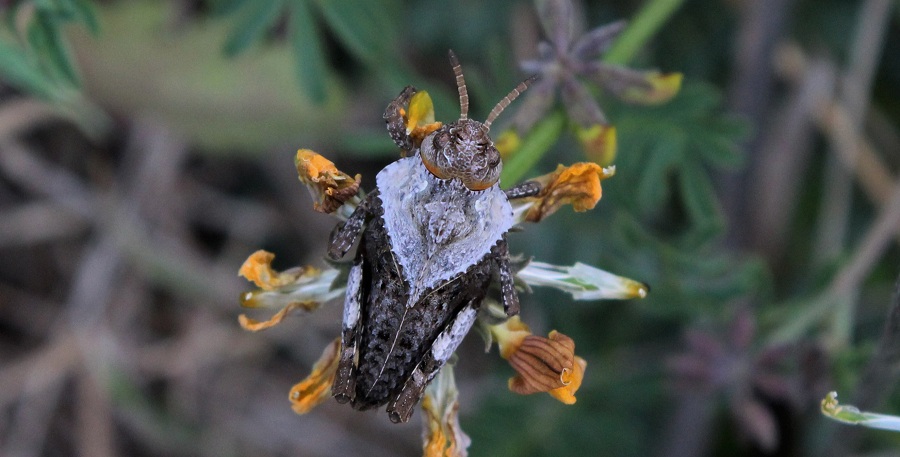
<box><xmin>385</xmin><ymin>302</ymin><xmax>479</xmax><ymax>423</ymax></box>
<box><xmin>332</xmin><ymin>259</ymin><xmax>364</xmax><ymax>404</ymax></box>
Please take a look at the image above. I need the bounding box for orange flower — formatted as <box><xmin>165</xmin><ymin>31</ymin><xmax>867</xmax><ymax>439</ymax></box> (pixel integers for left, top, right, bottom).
<box><xmin>522</xmin><ymin>163</ymin><xmax>615</xmax><ymax>222</ymax></box>
<box><xmin>402</xmin><ymin>91</ymin><xmax>443</xmax><ymax>148</ymax></box>
<box><xmin>295</xmin><ymin>149</ymin><xmax>361</xmax><ymax>214</ymax></box>
<box><xmin>289</xmin><ymin>338</ymin><xmax>341</xmax><ymax>414</ymax></box>
<box><xmin>490</xmin><ymin>317</ymin><xmax>586</xmax><ymax>404</ymax></box>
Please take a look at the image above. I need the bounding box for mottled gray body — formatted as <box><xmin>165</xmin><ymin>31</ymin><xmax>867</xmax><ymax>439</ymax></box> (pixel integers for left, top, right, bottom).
<box><xmin>331</xmin><ymin>159</ymin><xmax>513</xmax><ymax>423</ymax></box>
<box><xmin>327</xmin><ymin>52</ymin><xmax>538</xmax><ymax>423</ymax></box>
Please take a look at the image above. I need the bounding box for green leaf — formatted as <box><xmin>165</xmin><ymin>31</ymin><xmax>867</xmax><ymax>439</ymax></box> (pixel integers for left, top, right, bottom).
<box><xmin>209</xmin><ymin>0</ymin><xmax>253</xmax><ymax>17</ymax></box>
<box><xmin>678</xmin><ymin>159</ymin><xmax>724</xmax><ymax>243</ymax></box>
<box><xmin>312</xmin><ymin>0</ymin><xmax>395</xmax><ymax>64</ymax></box>
<box><xmin>608</xmin><ymin>82</ymin><xmax>747</xmax><ymax>234</ymax></box>
<box><xmin>68</xmin><ymin>0</ymin><xmax>101</xmax><ymax>34</ymax></box>
<box><xmin>635</xmin><ymin>133</ymin><xmax>682</xmax><ymax>212</ymax></box>
<box><xmin>289</xmin><ymin>0</ymin><xmax>328</xmax><ymax>104</ymax></box>
<box><xmin>0</xmin><ymin>38</ymin><xmax>63</xmax><ymax>99</ymax></box>
<box><xmin>222</xmin><ymin>0</ymin><xmax>284</xmax><ymax>57</ymax></box>
<box><xmin>28</xmin><ymin>10</ymin><xmax>80</xmax><ymax>86</ymax></box>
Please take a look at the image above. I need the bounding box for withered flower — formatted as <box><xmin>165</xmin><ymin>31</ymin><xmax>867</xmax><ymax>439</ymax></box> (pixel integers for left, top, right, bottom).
<box><xmin>505</xmin><ymin>0</ymin><xmax>682</xmax><ymax>164</ymax></box>
<box><xmin>237</xmin><ymin>250</ymin><xmax>341</xmax><ymax>331</ymax></box>
<box><xmin>514</xmin><ymin>162</ymin><xmax>615</xmax><ymax>222</ymax></box>
<box><xmin>421</xmin><ymin>364</ymin><xmax>471</xmax><ymax>457</ymax></box>
<box><xmin>289</xmin><ymin>338</ymin><xmax>342</xmax><ymax>414</ymax></box>
<box><xmin>490</xmin><ymin>316</ymin><xmax>587</xmax><ymax>404</ymax></box>
<box><xmin>295</xmin><ymin>149</ymin><xmax>362</xmax><ymax>214</ymax></box>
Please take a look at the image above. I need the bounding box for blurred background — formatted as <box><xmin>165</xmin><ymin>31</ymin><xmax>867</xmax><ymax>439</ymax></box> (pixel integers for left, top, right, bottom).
<box><xmin>1</xmin><ymin>0</ymin><xmax>899</xmax><ymax>456</ymax></box>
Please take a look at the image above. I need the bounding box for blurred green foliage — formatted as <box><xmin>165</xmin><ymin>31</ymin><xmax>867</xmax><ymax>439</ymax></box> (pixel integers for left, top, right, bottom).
<box><xmin>0</xmin><ymin>0</ymin><xmax>97</xmax><ymax>100</ymax></box>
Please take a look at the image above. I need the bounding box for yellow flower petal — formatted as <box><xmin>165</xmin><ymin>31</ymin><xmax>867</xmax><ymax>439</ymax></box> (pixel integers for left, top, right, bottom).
<box><xmin>289</xmin><ymin>338</ymin><xmax>341</xmax><ymax>414</ymax></box>
<box><xmin>524</xmin><ymin>163</ymin><xmax>615</xmax><ymax>222</ymax></box>
<box><xmin>295</xmin><ymin>149</ymin><xmax>361</xmax><ymax>214</ymax></box>
<box><xmin>620</xmin><ymin>72</ymin><xmax>683</xmax><ymax>105</ymax></box>
<box><xmin>495</xmin><ymin>129</ymin><xmax>522</xmax><ymax>159</ymax></box>
<box><xmin>575</xmin><ymin>124</ymin><xmax>617</xmax><ymax>166</ymax></box>
<box><xmin>403</xmin><ymin>91</ymin><xmax>443</xmax><ymax>147</ymax></box>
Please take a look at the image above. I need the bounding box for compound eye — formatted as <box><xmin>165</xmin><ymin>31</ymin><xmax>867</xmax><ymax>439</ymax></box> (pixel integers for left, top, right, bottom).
<box><xmin>421</xmin><ymin>132</ymin><xmax>451</xmax><ymax>180</ymax></box>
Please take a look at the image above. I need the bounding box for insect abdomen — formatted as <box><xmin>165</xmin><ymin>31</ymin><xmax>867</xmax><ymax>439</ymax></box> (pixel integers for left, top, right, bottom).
<box><xmin>350</xmin><ymin>211</ymin><xmax>493</xmax><ymax>410</ymax></box>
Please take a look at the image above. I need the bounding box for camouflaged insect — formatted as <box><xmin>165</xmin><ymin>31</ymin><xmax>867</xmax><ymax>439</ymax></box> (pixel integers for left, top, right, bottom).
<box><xmin>327</xmin><ymin>51</ymin><xmax>540</xmax><ymax>423</ymax></box>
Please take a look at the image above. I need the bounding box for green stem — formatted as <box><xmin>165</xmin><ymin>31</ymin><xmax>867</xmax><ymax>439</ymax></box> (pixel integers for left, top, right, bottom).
<box><xmin>500</xmin><ymin>110</ymin><xmax>565</xmax><ymax>185</ymax></box>
<box><xmin>603</xmin><ymin>0</ymin><xmax>687</xmax><ymax>65</ymax></box>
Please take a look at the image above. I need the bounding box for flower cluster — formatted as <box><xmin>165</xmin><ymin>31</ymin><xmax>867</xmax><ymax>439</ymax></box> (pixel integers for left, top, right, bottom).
<box><xmin>237</xmin><ymin>90</ymin><xmax>646</xmax><ymax>456</ymax></box>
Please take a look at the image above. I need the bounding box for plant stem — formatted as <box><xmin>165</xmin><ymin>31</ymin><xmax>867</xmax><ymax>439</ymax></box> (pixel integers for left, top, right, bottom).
<box><xmin>603</xmin><ymin>0</ymin><xmax>686</xmax><ymax>65</ymax></box>
<box><xmin>500</xmin><ymin>110</ymin><xmax>565</xmax><ymax>185</ymax></box>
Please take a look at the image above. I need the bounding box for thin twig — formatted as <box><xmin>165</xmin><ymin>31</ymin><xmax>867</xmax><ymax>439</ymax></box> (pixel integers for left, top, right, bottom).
<box><xmin>812</xmin><ymin>0</ymin><xmax>893</xmax><ymax>264</ymax></box>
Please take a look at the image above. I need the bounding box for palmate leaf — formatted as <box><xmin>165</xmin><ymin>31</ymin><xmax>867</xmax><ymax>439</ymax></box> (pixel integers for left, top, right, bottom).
<box><xmin>289</xmin><ymin>0</ymin><xmax>328</xmax><ymax>104</ymax></box>
<box><xmin>0</xmin><ymin>38</ymin><xmax>63</xmax><ymax>99</ymax></box>
<box><xmin>216</xmin><ymin>0</ymin><xmax>403</xmax><ymax>104</ymax></box>
<box><xmin>1</xmin><ymin>0</ymin><xmax>98</xmax><ymax>98</ymax></box>
<box><xmin>605</xmin><ymin>214</ymin><xmax>768</xmax><ymax>317</ymax></box>
<box><xmin>222</xmin><ymin>0</ymin><xmax>285</xmax><ymax>57</ymax></box>
<box><xmin>608</xmin><ymin>82</ymin><xmax>748</xmax><ymax>240</ymax></box>
<box><xmin>312</xmin><ymin>0</ymin><xmax>396</xmax><ymax>65</ymax></box>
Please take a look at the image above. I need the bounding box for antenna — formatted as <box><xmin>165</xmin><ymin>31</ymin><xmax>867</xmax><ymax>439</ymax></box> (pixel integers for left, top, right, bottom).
<box><xmin>448</xmin><ymin>50</ymin><xmax>469</xmax><ymax>120</ymax></box>
<box><xmin>483</xmin><ymin>75</ymin><xmax>536</xmax><ymax>131</ymax></box>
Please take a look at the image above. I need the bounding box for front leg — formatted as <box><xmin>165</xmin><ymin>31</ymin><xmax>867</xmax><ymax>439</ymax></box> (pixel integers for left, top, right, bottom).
<box><xmin>494</xmin><ymin>236</ymin><xmax>520</xmax><ymax>317</ymax></box>
<box><xmin>386</xmin><ymin>302</ymin><xmax>479</xmax><ymax>423</ymax></box>
<box><xmin>504</xmin><ymin>180</ymin><xmax>541</xmax><ymax>200</ymax></box>
<box><xmin>384</xmin><ymin>86</ymin><xmax>417</xmax><ymax>154</ymax></box>
<box><xmin>327</xmin><ymin>191</ymin><xmax>377</xmax><ymax>260</ymax></box>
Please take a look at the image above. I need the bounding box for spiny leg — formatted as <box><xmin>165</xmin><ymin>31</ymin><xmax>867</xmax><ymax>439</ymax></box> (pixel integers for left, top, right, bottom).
<box><xmin>504</xmin><ymin>180</ymin><xmax>542</xmax><ymax>200</ymax></box>
<box><xmin>327</xmin><ymin>191</ymin><xmax>376</xmax><ymax>260</ymax></box>
<box><xmin>332</xmin><ymin>259</ymin><xmax>364</xmax><ymax>404</ymax></box>
<box><xmin>383</xmin><ymin>86</ymin><xmax>417</xmax><ymax>154</ymax></box>
<box><xmin>386</xmin><ymin>303</ymin><xmax>479</xmax><ymax>424</ymax></box>
<box><xmin>494</xmin><ymin>236</ymin><xmax>520</xmax><ymax>317</ymax></box>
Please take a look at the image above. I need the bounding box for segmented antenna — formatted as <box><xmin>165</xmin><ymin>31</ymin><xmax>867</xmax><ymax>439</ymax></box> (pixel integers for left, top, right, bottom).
<box><xmin>483</xmin><ymin>75</ymin><xmax>537</xmax><ymax>131</ymax></box>
<box><xmin>448</xmin><ymin>50</ymin><xmax>469</xmax><ymax>120</ymax></box>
